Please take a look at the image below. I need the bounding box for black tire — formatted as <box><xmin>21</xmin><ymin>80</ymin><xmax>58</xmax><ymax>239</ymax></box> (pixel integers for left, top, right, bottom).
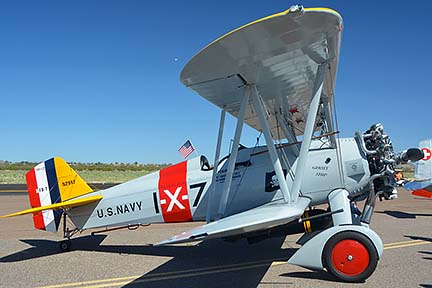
<box><xmin>322</xmin><ymin>231</ymin><xmax>378</xmax><ymax>283</ymax></box>
<box><xmin>59</xmin><ymin>240</ymin><xmax>71</xmax><ymax>252</ymax></box>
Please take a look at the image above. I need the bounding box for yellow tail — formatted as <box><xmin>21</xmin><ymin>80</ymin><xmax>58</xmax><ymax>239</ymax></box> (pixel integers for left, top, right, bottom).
<box><xmin>50</xmin><ymin>157</ymin><xmax>93</xmax><ymax>201</ymax></box>
<box><xmin>0</xmin><ymin>157</ymin><xmax>102</xmax><ymax>232</ymax></box>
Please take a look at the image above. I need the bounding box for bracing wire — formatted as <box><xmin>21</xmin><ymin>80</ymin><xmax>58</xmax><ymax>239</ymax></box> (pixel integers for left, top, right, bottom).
<box><xmin>327</xmin><ymin>64</ymin><xmax>345</xmax><ymax>183</ymax></box>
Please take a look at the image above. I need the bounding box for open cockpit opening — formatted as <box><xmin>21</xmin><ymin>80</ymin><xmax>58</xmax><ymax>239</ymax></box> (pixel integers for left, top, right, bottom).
<box><xmin>200</xmin><ymin>155</ymin><xmax>212</xmax><ymax>171</ymax></box>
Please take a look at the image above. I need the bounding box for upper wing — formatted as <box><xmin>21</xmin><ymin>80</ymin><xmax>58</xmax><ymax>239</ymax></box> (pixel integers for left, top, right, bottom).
<box><xmin>180</xmin><ymin>7</ymin><xmax>342</xmax><ymax>139</ymax></box>
<box><xmin>156</xmin><ymin>196</ymin><xmax>310</xmax><ymax>245</ymax></box>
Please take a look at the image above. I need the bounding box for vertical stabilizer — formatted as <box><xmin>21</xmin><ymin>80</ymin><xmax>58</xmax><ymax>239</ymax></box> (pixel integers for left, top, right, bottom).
<box><xmin>25</xmin><ymin>157</ymin><xmax>93</xmax><ymax>232</ymax></box>
<box><xmin>415</xmin><ymin>139</ymin><xmax>432</xmax><ymax>180</ymax></box>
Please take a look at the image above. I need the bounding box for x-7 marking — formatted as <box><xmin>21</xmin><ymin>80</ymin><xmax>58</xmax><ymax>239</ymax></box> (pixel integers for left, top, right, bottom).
<box><xmin>163</xmin><ymin>187</ymin><xmax>185</xmax><ymax>212</ymax></box>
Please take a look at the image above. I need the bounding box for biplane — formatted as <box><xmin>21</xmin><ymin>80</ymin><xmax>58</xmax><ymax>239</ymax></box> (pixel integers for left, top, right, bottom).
<box><xmin>404</xmin><ymin>139</ymin><xmax>432</xmax><ymax>198</ymax></box>
<box><xmin>1</xmin><ymin>5</ymin><xmax>425</xmax><ymax>282</ymax></box>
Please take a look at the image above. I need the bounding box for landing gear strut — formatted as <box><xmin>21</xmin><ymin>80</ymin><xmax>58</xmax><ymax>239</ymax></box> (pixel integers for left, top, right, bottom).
<box><xmin>288</xmin><ymin>189</ymin><xmax>383</xmax><ymax>282</ymax></box>
<box><xmin>59</xmin><ymin>213</ymin><xmax>77</xmax><ymax>252</ymax></box>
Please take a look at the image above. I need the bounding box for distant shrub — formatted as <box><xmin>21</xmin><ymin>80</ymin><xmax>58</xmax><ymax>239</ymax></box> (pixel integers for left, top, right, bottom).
<box><xmin>0</xmin><ymin>161</ymin><xmax>171</xmax><ymax>172</ymax></box>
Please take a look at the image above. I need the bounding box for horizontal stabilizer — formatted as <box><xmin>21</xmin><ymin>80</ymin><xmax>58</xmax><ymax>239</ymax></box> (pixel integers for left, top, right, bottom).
<box><xmin>0</xmin><ymin>195</ymin><xmax>102</xmax><ymax>218</ymax></box>
<box><xmin>156</xmin><ymin>197</ymin><xmax>310</xmax><ymax>246</ymax></box>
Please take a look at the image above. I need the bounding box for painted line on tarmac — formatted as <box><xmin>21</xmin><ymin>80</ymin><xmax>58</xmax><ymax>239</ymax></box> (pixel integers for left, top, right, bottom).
<box><xmin>38</xmin><ymin>258</ymin><xmax>286</xmax><ymax>288</ymax></box>
<box><xmin>38</xmin><ymin>276</ymin><xmax>138</xmax><ymax>288</ymax></box>
<box><xmin>37</xmin><ymin>239</ymin><xmax>432</xmax><ymax>288</ymax></box>
<box><xmin>271</xmin><ymin>261</ymin><xmax>287</xmax><ymax>266</ymax></box>
<box><xmin>383</xmin><ymin>239</ymin><xmax>429</xmax><ymax>250</ymax></box>
<box><xmin>58</xmin><ymin>262</ymin><xmax>272</xmax><ymax>288</ymax></box>
<box><xmin>0</xmin><ymin>190</ymin><xmax>27</xmax><ymax>193</ymax></box>
<box><xmin>384</xmin><ymin>239</ymin><xmax>423</xmax><ymax>246</ymax></box>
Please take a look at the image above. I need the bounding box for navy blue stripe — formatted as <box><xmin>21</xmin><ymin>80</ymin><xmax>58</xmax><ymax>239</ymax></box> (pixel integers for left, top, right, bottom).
<box><xmin>45</xmin><ymin>158</ymin><xmax>63</xmax><ymax>230</ymax></box>
<box><xmin>45</xmin><ymin>158</ymin><xmax>61</xmax><ymax>204</ymax></box>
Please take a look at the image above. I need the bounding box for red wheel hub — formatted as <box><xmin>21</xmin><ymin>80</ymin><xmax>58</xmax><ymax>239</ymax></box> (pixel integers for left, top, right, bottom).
<box><xmin>331</xmin><ymin>239</ymin><xmax>370</xmax><ymax>276</ymax></box>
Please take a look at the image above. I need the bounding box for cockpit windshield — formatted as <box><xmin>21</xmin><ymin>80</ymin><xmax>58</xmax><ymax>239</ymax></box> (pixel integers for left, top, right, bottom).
<box><xmin>200</xmin><ymin>155</ymin><xmax>212</xmax><ymax>171</ymax></box>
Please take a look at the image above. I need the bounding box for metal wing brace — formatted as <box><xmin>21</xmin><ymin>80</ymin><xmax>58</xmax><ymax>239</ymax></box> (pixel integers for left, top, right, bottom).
<box><xmin>155</xmin><ymin>196</ymin><xmax>310</xmax><ymax>246</ymax></box>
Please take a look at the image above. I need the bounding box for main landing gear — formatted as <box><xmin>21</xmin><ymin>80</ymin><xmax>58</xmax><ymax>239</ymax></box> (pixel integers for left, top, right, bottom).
<box><xmin>322</xmin><ymin>230</ymin><xmax>378</xmax><ymax>282</ymax></box>
<box><xmin>288</xmin><ymin>189</ymin><xmax>383</xmax><ymax>283</ymax></box>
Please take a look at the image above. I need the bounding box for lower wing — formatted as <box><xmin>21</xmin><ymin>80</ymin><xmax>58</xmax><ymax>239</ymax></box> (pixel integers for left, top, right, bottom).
<box><xmin>156</xmin><ymin>196</ymin><xmax>311</xmax><ymax>245</ymax></box>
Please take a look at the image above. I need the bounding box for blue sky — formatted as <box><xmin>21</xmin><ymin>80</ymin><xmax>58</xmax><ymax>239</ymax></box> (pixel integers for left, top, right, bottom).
<box><xmin>1</xmin><ymin>1</ymin><xmax>431</xmax><ymax>164</ymax></box>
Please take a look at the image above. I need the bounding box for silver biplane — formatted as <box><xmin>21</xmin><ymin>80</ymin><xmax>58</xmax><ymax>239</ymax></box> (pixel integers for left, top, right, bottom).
<box><xmin>1</xmin><ymin>5</ymin><xmax>425</xmax><ymax>282</ymax></box>
<box><xmin>404</xmin><ymin>139</ymin><xmax>432</xmax><ymax>198</ymax></box>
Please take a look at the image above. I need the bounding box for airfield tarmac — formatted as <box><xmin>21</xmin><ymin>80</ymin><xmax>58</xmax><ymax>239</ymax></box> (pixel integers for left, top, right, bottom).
<box><xmin>0</xmin><ymin>188</ymin><xmax>430</xmax><ymax>288</ymax></box>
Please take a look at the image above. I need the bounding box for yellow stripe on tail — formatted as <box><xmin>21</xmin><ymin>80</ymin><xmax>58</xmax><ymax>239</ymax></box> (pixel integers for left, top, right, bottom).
<box><xmin>54</xmin><ymin>157</ymin><xmax>93</xmax><ymax>201</ymax></box>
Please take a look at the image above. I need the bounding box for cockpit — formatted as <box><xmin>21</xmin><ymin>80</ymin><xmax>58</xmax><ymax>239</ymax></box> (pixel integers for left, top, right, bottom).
<box><xmin>200</xmin><ymin>155</ymin><xmax>212</xmax><ymax>171</ymax></box>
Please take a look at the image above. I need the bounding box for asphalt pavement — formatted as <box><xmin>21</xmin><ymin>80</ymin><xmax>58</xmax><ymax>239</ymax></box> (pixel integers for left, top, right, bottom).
<box><xmin>0</xmin><ymin>187</ymin><xmax>431</xmax><ymax>288</ymax></box>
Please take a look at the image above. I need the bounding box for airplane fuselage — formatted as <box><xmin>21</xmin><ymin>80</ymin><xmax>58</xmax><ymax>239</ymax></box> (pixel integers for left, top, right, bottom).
<box><xmin>69</xmin><ymin>137</ymin><xmax>370</xmax><ymax>230</ymax></box>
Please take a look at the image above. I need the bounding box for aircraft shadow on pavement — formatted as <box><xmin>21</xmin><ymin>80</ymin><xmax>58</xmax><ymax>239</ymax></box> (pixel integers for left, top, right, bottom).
<box><xmin>376</xmin><ymin>210</ymin><xmax>432</xmax><ymax>219</ymax></box>
<box><xmin>419</xmin><ymin>251</ymin><xmax>432</xmax><ymax>261</ymax></box>
<box><xmin>405</xmin><ymin>235</ymin><xmax>432</xmax><ymax>262</ymax></box>
<box><xmin>405</xmin><ymin>235</ymin><xmax>432</xmax><ymax>243</ymax></box>
<box><xmin>116</xmin><ymin>237</ymin><xmax>295</xmax><ymax>288</ymax></box>
<box><xmin>0</xmin><ymin>234</ymin><xmax>340</xmax><ymax>287</ymax></box>
<box><xmin>0</xmin><ymin>235</ymin><xmax>107</xmax><ymax>262</ymax></box>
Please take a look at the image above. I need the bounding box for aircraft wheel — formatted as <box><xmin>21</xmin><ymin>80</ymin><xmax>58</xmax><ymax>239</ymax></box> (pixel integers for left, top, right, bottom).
<box><xmin>59</xmin><ymin>240</ymin><xmax>71</xmax><ymax>252</ymax></box>
<box><xmin>322</xmin><ymin>231</ymin><xmax>378</xmax><ymax>282</ymax></box>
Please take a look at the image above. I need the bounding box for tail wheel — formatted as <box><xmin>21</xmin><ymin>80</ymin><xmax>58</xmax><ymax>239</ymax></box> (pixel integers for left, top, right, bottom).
<box><xmin>323</xmin><ymin>231</ymin><xmax>378</xmax><ymax>282</ymax></box>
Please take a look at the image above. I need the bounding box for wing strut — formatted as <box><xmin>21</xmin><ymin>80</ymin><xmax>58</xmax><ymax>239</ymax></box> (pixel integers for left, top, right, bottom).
<box><xmin>276</xmin><ymin>112</ymin><xmax>300</xmax><ymax>156</ymax></box>
<box><xmin>206</xmin><ymin>108</ymin><xmax>226</xmax><ymax>222</ymax></box>
<box><xmin>217</xmin><ymin>88</ymin><xmax>250</xmax><ymax>219</ymax></box>
<box><xmin>290</xmin><ymin>63</ymin><xmax>328</xmax><ymax>203</ymax></box>
<box><xmin>251</xmin><ymin>85</ymin><xmax>291</xmax><ymax>204</ymax></box>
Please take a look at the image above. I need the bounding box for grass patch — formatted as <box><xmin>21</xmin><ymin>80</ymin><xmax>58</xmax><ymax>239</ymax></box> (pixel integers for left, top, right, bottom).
<box><xmin>0</xmin><ymin>161</ymin><xmax>169</xmax><ymax>184</ymax></box>
<box><xmin>0</xmin><ymin>170</ymin><xmax>155</xmax><ymax>184</ymax></box>
<box><xmin>0</xmin><ymin>170</ymin><xmax>27</xmax><ymax>184</ymax></box>
<box><xmin>0</xmin><ymin>161</ymin><xmax>169</xmax><ymax>172</ymax></box>
<box><xmin>78</xmin><ymin>170</ymin><xmax>153</xmax><ymax>183</ymax></box>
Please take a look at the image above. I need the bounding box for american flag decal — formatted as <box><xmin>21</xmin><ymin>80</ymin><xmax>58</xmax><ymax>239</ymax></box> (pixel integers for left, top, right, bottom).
<box><xmin>178</xmin><ymin>140</ymin><xmax>195</xmax><ymax>158</ymax></box>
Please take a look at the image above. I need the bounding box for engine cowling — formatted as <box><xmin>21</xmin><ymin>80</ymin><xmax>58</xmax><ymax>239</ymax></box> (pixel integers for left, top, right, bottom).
<box><xmin>355</xmin><ymin>123</ymin><xmax>397</xmax><ymax>200</ymax></box>
<box><xmin>355</xmin><ymin>123</ymin><xmax>423</xmax><ymax>201</ymax></box>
